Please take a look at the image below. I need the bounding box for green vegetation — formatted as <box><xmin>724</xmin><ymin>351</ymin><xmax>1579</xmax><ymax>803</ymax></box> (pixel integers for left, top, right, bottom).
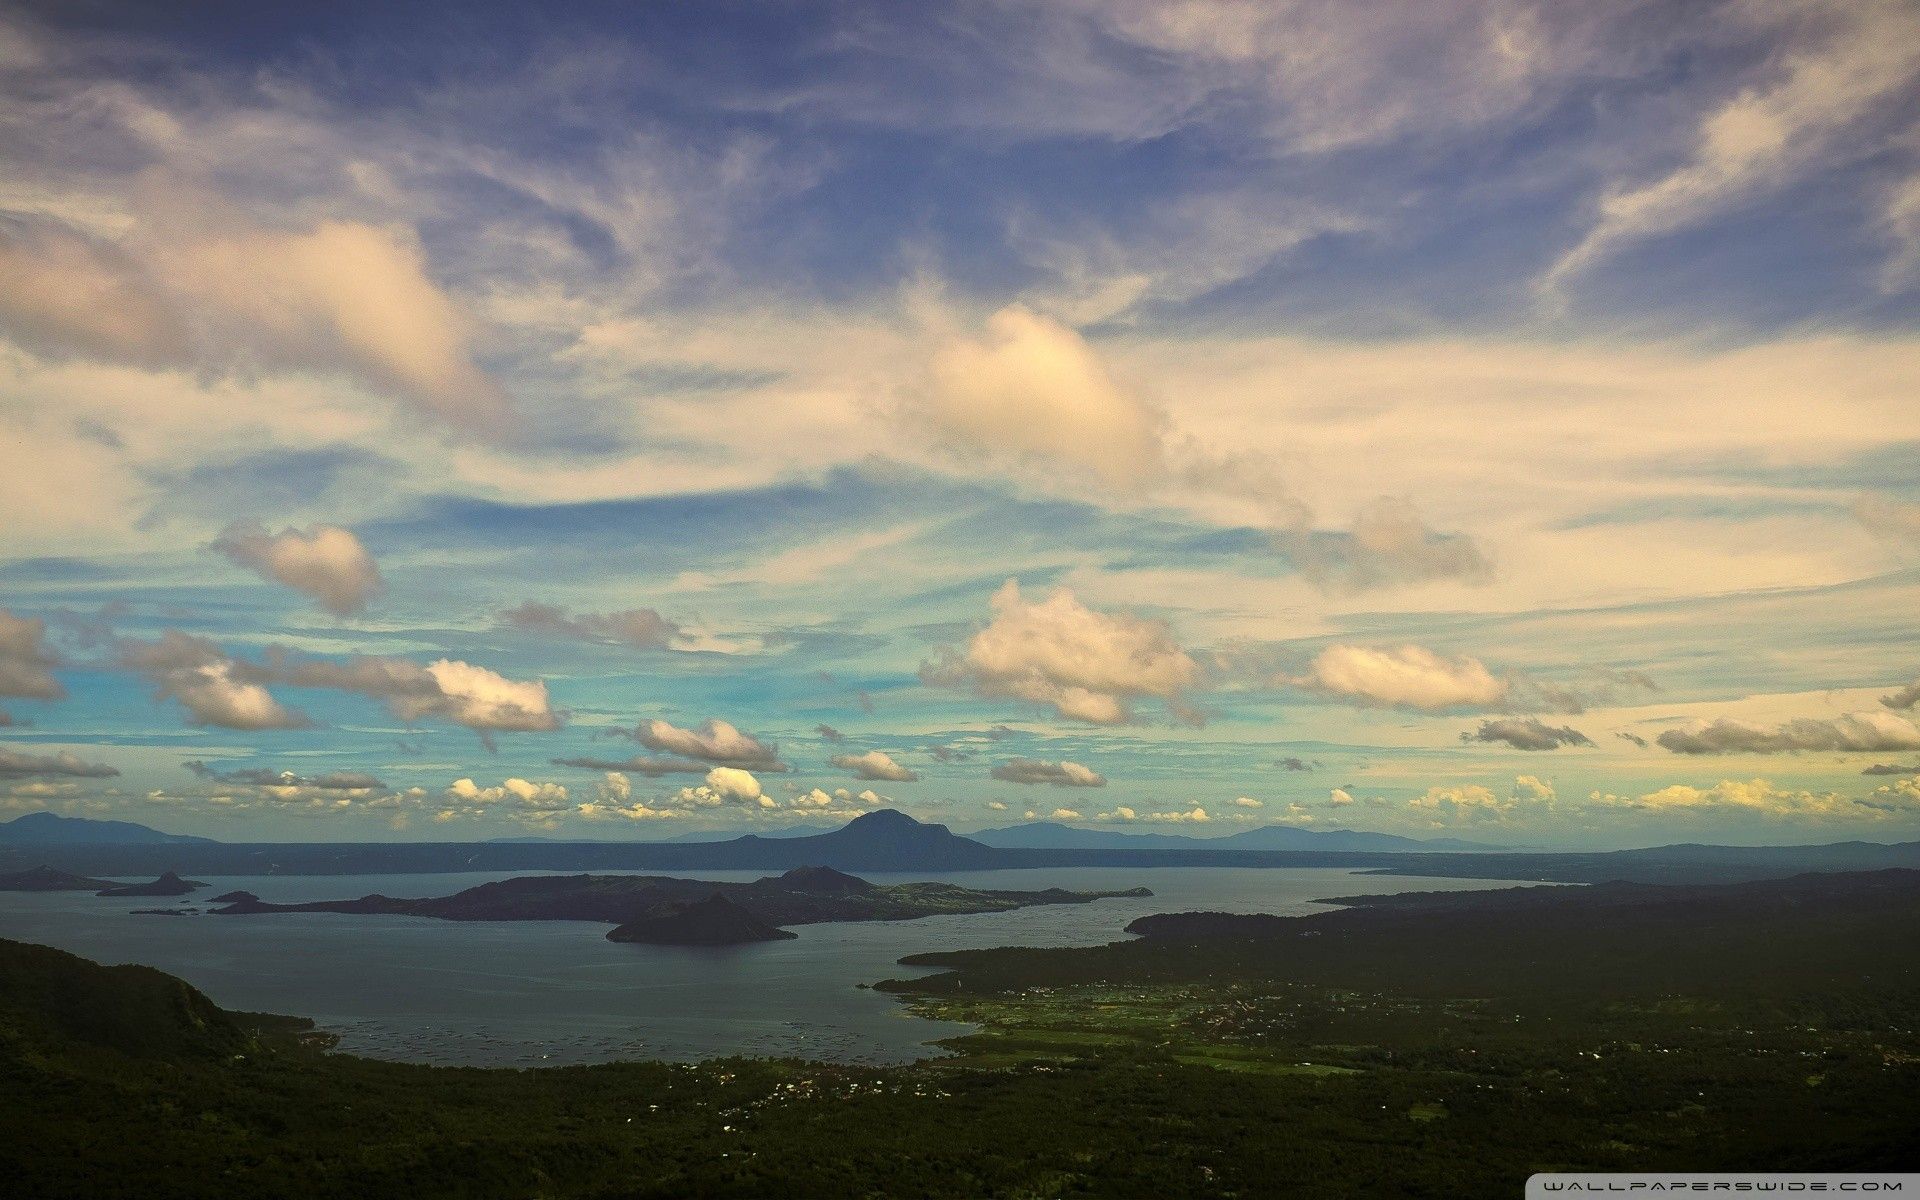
<box><xmin>4</xmin><ymin>870</ymin><xmax>1919</xmax><ymax>1197</ymax></box>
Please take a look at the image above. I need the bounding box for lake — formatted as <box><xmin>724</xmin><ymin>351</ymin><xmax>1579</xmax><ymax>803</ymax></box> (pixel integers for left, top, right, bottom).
<box><xmin>0</xmin><ymin>867</ymin><xmax>1542</xmax><ymax>1066</ymax></box>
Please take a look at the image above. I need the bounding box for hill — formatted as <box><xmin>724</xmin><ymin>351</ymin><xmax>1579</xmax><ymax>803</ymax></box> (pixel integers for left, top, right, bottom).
<box><xmin>0</xmin><ymin>811</ymin><xmax>215</xmax><ymax>846</ymax></box>
<box><xmin>0</xmin><ymin>865</ymin><xmax>118</xmax><ymax>891</ymax></box>
<box><xmin>970</xmin><ymin>821</ymin><xmax>1499</xmax><ymax>853</ymax></box>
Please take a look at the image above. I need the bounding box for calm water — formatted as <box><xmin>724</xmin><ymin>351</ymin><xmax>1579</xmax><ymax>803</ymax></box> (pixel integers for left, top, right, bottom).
<box><xmin>0</xmin><ymin>867</ymin><xmax>1539</xmax><ymax>1067</ymax></box>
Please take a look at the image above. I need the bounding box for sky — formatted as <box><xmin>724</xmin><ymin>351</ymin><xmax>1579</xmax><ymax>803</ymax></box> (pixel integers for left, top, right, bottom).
<box><xmin>1</xmin><ymin>0</ymin><xmax>1919</xmax><ymax>849</ymax></box>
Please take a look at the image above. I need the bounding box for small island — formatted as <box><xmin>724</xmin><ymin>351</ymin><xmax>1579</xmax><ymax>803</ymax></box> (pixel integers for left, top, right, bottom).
<box><xmin>210</xmin><ymin>865</ymin><xmax>1151</xmax><ymax>942</ymax></box>
<box><xmin>607</xmin><ymin>894</ymin><xmax>799</xmax><ymax>945</ymax></box>
<box><xmin>96</xmin><ymin>871</ymin><xmax>208</xmax><ymax>898</ymax></box>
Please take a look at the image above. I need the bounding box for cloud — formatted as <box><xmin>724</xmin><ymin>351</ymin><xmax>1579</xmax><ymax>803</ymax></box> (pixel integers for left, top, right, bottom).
<box><xmin>549</xmin><ymin>755</ymin><xmax>710</xmax><ymax>776</ymax></box>
<box><xmin>0</xmin><ymin>214</ymin><xmax>512</xmax><ymax>436</ymax></box>
<box><xmin>120</xmin><ymin>634</ymin><xmax>557</xmax><ymax>740</ymax></box>
<box><xmin>985</xmin><ymin>800</ymin><xmax>1009</xmax><ymax>811</ymax></box>
<box><xmin>211</xmin><ymin>522</ymin><xmax>383</xmax><ymax>616</ymax></box>
<box><xmin>990</xmin><ymin>758</ymin><xmax>1107</xmax><ymax>787</ymax></box>
<box><xmin>1862</xmin><ymin>762</ymin><xmax>1920</xmax><ymax>776</ymax></box>
<box><xmin>924</xmin><ymin>579</ymin><xmax>1199</xmax><ymax>724</ymax></box>
<box><xmin>815</xmin><ymin>723</ymin><xmax>846</xmax><ymax>743</ymax></box>
<box><xmin>1542</xmin><ymin>0</ymin><xmax>1920</xmax><ymax>294</ymax></box>
<box><xmin>1656</xmin><ymin>712</ymin><xmax>1920</xmax><ymax>755</ymax></box>
<box><xmin>1050</xmin><ymin>808</ymin><xmax>1082</xmax><ymax>820</ymax></box>
<box><xmin>120</xmin><ymin>633</ymin><xmax>308</xmax><ymax>730</ymax></box>
<box><xmin>0</xmin><ymin>609</ymin><xmax>64</xmax><ymax>700</ymax></box>
<box><xmin>0</xmin><ymin>748</ymin><xmax>119</xmax><ymax>780</ymax></box>
<box><xmin>1231</xmin><ymin>796</ymin><xmax>1263</xmax><ymax>809</ymax></box>
<box><xmin>274</xmin><ymin>654</ymin><xmax>560</xmax><ymax>740</ymax></box>
<box><xmin>631</xmin><ymin>718</ymin><xmax>784</xmax><ymax>769</ymax></box>
<box><xmin>1329</xmin><ymin>787</ymin><xmax>1355</xmax><ymax>807</ymax></box>
<box><xmin>1276</xmin><ymin>756</ymin><xmax>1317</xmax><ymax>772</ymax></box>
<box><xmin>446</xmin><ymin>777</ymin><xmax>571</xmax><ymax>815</ymax></box>
<box><xmin>184</xmin><ymin>761</ymin><xmax>385</xmax><ymax>791</ymax></box>
<box><xmin>1512</xmin><ymin>775</ymin><xmax>1556</xmax><ymax>804</ymax></box>
<box><xmin>831</xmin><ymin>750</ymin><xmax>919</xmax><ymax>782</ymax></box>
<box><xmin>1292</xmin><ymin>497</ymin><xmax>1493</xmax><ymax>593</ymax></box>
<box><xmin>1881</xmin><ymin>679</ymin><xmax>1920</xmax><ymax>711</ymax></box>
<box><xmin>676</xmin><ymin>766</ymin><xmax>764</xmax><ymax>806</ymax></box>
<box><xmin>497</xmin><ymin>602</ymin><xmax>681</xmax><ymax>650</ymax></box>
<box><xmin>1855</xmin><ymin>496</ymin><xmax>1920</xmax><ymax>547</ymax></box>
<box><xmin>1295</xmin><ymin>644</ymin><xmax>1506</xmax><ymax>711</ymax></box>
<box><xmin>1146</xmin><ymin>806</ymin><xmax>1209</xmax><ymax>823</ymax></box>
<box><xmin>1589</xmin><ymin>778</ymin><xmax>1859</xmax><ymax>819</ymax></box>
<box><xmin>1462</xmin><ymin>717</ymin><xmax>1594</xmax><ymax>752</ymax></box>
<box><xmin>922</xmin><ymin>305</ymin><xmax>1162</xmax><ymax>488</ymax></box>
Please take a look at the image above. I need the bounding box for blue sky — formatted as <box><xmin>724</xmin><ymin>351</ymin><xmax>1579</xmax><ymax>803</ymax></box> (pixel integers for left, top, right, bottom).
<box><xmin>2</xmin><ymin>0</ymin><xmax>1919</xmax><ymax>847</ymax></box>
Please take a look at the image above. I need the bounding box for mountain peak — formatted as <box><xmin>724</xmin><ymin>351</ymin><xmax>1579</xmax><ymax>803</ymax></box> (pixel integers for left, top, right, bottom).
<box><xmin>843</xmin><ymin>809</ymin><xmax>921</xmax><ymax>829</ymax></box>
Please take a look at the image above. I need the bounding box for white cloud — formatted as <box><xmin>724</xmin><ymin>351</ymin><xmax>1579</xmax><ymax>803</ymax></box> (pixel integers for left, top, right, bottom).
<box><xmin>1328</xmin><ymin>787</ymin><xmax>1355</xmax><ymax>807</ymax></box>
<box><xmin>700</xmin><ymin>766</ymin><xmax>763</xmax><ymax>804</ymax></box>
<box><xmin>0</xmin><ymin>213</ymin><xmax>512</xmax><ymax>435</ymax></box>
<box><xmin>1512</xmin><ymin>774</ymin><xmax>1557</xmax><ymax>804</ymax></box>
<box><xmin>1589</xmin><ymin>778</ymin><xmax>1858</xmax><ymax>819</ymax></box>
<box><xmin>1231</xmin><ymin>796</ymin><xmax>1264</xmax><ymax>809</ymax></box>
<box><xmin>635</xmin><ymin>718</ymin><xmax>782</xmax><ymax>767</ymax></box>
<box><xmin>923</xmin><ymin>305</ymin><xmax>1161</xmax><ymax>488</ymax></box>
<box><xmin>446</xmin><ymin>777</ymin><xmax>570</xmax><ymax>808</ymax></box>
<box><xmin>1050</xmin><ymin>807</ymin><xmax>1082</xmax><ymax>820</ymax></box>
<box><xmin>1146</xmin><ymin>805</ymin><xmax>1210</xmax><ymax>823</ymax></box>
<box><xmin>1297</xmin><ymin>644</ymin><xmax>1506</xmax><ymax>711</ymax></box>
<box><xmin>831</xmin><ymin>750</ymin><xmax>919</xmax><ymax>782</ymax></box>
<box><xmin>925</xmin><ymin>579</ymin><xmax>1198</xmax><ymax>724</ymax></box>
<box><xmin>212</xmin><ymin>521</ymin><xmax>383</xmax><ymax>616</ymax></box>
<box><xmin>990</xmin><ymin>758</ymin><xmax>1108</xmax><ymax>787</ymax></box>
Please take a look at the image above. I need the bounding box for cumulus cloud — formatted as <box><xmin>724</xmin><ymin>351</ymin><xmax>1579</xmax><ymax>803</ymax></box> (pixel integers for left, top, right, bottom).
<box><xmin>497</xmin><ymin>602</ymin><xmax>681</xmax><ymax>650</ymax></box>
<box><xmin>990</xmin><ymin>758</ymin><xmax>1107</xmax><ymax>787</ymax></box>
<box><xmin>448</xmin><ymin>777</ymin><xmax>568</xmax><ymax>805</ymax></box>
<box><xmin>1863</xmin><ymin>762</ymin><xmax>1920</xmax><ymax>776</ymax></box>
<box><xmin>1295</xmin><ymin>644</ymin><xmax>1506</xmax><ymax>711</ymax></box>
<box><xmin>831</xmin><ymin>750</ymin><xmax>919</xmax><ymax>782</ymax></box>
<box><xmin>0</xmin><ymin>748</ymin><xmax>119</xmax><ymax>780</ymax></box>
<box><xmin>632</xmin><ymin>718</ymin><xmax>784</xmax><ymax>768</ymax></box>
<box><xmin>1656</xmin><ymin>712</ymin><xmax>1920</xmax><ymax>755</ymax></box>
<box><xmin>1231</xmin><ymin>796</ymin><xmax>1263</xmax><ymax>809</ymax></box>
<box><xmin>923</xmin><ymin>305</ymin><xmax>1162</xmax><ymax>488</ymax></box>
<box><xmin>576</xmin><ymin>771</ymin><xmax>684</xmax><ymax>823</ymax></box>
<box><xmin>1462</xmin><ymin>717</ymin><xmax>1594</xmax><ymax>751</ymax></box>
<box><xmin>1329</xmin><ymin>787</ymin><xmax>1356</xmax><ymax>807</ymax></box>
<box><xmin>211</xmin><ymin>522</ymin><xmax>383</xmax><ymax>616</ymax></box>
<box><xmin>1512</xmin><ymin>775</ymin><xmax>1557</xmax><ymax>804</ymax></box>
<box><xmin>1589</xmin><ymin>778</ymin><xmax>1858</xmax><ymax>819</ymax></box>
<box><xmin>0</xmin><ymin>609</ymin><xmax>64</xmax><ymax>700</ymax></box>
<box><xmin>1146</xmin><ymin>806</ymin><xmax>1210</xmax><ymax>823</ymax></box>
<box><xmin>923</xmin><ymin>579</ymin><xmax>1199</xmax><ymax>724</ymax></box>
<box><xmin>674</xmin><ymin>766</ymin><xmax>765</xmax><ymax>807</ymax></box>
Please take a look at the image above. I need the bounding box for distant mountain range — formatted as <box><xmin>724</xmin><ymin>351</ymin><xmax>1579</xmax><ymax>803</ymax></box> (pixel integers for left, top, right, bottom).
<box><xmin>485</xmin><ymin>825</ymin><xmax>838</xmax><ymax>845</ymax></box>
<box><xmin>970</xmin><ymin>821</ymin><xmax>1501</xmax><ymax>853</ymax></box>
<box><xmin>4</xmin><ymin>808</ymin><xmax>1920</xmax><ymax>887</ymax></box>
<box><xmin>0</xmin><ymin>812</ymin><xmax>215</xmax><ymax>846</ymax></box>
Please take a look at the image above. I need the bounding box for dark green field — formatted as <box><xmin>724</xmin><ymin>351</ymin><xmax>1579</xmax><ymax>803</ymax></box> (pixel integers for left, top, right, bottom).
<box><xmin>4</xmin><ymin>869</ymin><xmax>1918</xmax><ymax>1197</ymax></box>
